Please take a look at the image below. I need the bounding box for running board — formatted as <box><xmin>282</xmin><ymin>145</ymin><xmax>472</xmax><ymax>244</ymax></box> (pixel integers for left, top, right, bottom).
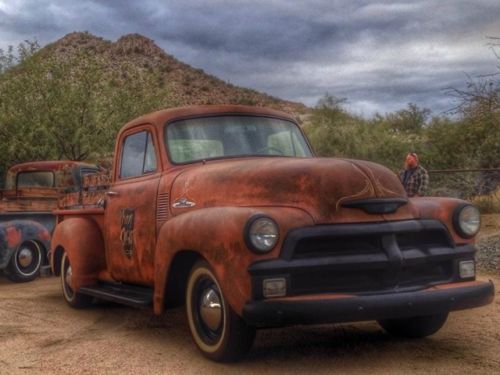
<box><xmin>79</xmin><ymin>282</ymin><xmax>153</xmax><ymax>308</ymax></box>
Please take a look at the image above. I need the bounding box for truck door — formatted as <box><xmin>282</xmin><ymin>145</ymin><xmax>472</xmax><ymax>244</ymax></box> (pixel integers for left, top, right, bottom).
<box><xmin>104</xmin><ymin>126</ymin><xmax>160</xmax><ymax>285</ymax></box>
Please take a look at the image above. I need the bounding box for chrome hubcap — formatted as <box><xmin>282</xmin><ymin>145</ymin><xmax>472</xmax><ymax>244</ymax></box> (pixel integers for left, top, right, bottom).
<box><xmin>199</xmin><ymin>288</ymin><xmax>222</xmax><ymax>331</ymax></box>
<box><xmin>18</xmin><ymin>248</ymin><xmax>33</xmax><ymax>268</ymax></box>
<box><xmin>65</xmin><ymin>265</ymin><xmax>73</xmax><ymax>290</ymax></box>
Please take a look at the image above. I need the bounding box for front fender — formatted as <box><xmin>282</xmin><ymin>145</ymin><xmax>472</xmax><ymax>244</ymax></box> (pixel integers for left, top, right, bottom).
<box><xmin>51</xmin><ymin>217</ymin><xmax>106</xmax><ymax>290</ymax></box>
<box><xmin>0</xmin><ymin>220</ymin><xmax>51</xmax><ymax>269</ymax></box>
<box><xmin>154</xmin><ymin>206</ymin><xmax>314</xmax><ymax>315</ymax></box>
<box><xmin>411</xmin><ymin>197</ymin><xmax>477</xmax><ymax>245</ymax></box>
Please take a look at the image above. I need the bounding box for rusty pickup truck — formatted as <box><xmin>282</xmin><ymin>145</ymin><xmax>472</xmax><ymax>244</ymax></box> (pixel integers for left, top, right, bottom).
<box><xmin>50</xmin><ymin>105</ymin><xmax>494</xmax><ymax>361</ymax></box>
<box><xmin>0</xmin><ymin>161</ymin><xmax>97</xmax><ymax>282</ymax></box>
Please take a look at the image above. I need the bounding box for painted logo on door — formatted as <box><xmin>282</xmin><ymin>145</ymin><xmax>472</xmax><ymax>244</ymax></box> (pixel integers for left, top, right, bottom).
<box><xmin>120</xmin><ymin>208</ymin><xmax>135</xmax><ymax>258</ymax></box>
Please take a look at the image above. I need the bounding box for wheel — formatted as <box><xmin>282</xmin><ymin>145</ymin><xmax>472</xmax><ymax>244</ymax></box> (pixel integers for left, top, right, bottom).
<box><xmin>378</xmin><ymin>313</ymin><xmax>449</xmax><ymax>338</ymax></box>
<box><xmin>186</xmin><ymin>260</ymin><xmax>256</xmax><ymax>362</ymax></box>
<box><xmin>61</xmin><ymin>252</ymin><xmax>93</xmax><ymax>308</ymax></box>
<box><xmin>6</xmin><ymin>240</ymin><xmax>43</xmax><ymax>282</ymax></box>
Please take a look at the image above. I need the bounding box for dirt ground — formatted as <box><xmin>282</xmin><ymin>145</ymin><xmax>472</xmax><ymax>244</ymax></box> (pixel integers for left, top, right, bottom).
<box><xmin>0</xmin><ymin>217</ymin><xmax>499</xmax><ymax>374</ymax></box>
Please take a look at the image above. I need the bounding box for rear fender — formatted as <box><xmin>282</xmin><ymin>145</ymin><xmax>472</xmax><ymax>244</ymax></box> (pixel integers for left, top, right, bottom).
<box><xmin>51</xmin><ymin>217</ymin><xmax>106</xmax><ymax>290</ymax></box>
<box><xmin>0</xmin><ymin>220</ymin><xmax>51</xmax><ymax>269</ymax></box>
<box><xmin>153</xmin><ymin>206</ymin><xmax>314</xmax><ymax>315</ymax></box>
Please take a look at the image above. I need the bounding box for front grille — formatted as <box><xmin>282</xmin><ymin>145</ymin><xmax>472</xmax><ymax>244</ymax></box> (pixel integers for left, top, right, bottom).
<box><xmin>293</xmin><ymin>268</ymin><xmax>383</xmax><ymax>294</ymax></box>
<box><xmin>396</xmin><ymin>230</ymin><xmax>451</xmax><ymax>251</ymax></box>
<box><xmin>293</xmin><ymin>235</ymin><xmax>381</xmax><ymax>258</ymax></box>
<box><xmin>249</xmin><ymin>220</ymin><xmax>474</xmax><ymax>299</ymax></box>
<box><xmin>398</xmin><ymin>261</ymin><xmax>452</xmax><ymax>287</ymax></box>
<box><xmin>293</xmin><ymin>229</ymin><xmax>451</xmax><ymax>259</ymax></box>
<box><xmin>290</xmin><ymin>259</ymin><xmax>454</xmax><ymax>295</ymax></box>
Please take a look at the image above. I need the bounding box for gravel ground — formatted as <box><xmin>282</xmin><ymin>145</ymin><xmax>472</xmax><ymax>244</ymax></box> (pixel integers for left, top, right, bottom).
<box><xmin>0</xmin><ymin>276</ymin><xmax>498</xmax><ymax>375</ymax></box>
<box><xmin>477</xmin><ymin>214</ymin><xmax>500</xmax><ymax>274</ymax></box>
<box><xmin>477</xmin><ymin>235</ymin><xmax>500</xmax><ymax>273</ymax></box>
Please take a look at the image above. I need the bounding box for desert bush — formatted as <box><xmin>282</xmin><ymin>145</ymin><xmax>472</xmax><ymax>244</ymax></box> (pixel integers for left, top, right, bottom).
<box><xmin>304</xmin><ymin>96</ymin><xmax>425</xmax><ymax>171</ymax></box>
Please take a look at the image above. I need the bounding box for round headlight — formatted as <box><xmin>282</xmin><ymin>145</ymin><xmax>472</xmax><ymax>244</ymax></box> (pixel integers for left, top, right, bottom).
<box><xmin>245</xmin><ymin>216</ymin><xmax>279</xmax><ymax>253</ymax></box>
<box><xmin>453</xmin><ymin>204</ymin><xmax>481</xmax><ymax>238</ymax></box>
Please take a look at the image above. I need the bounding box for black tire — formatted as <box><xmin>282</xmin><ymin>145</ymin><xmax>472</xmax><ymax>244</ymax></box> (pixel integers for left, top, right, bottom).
<box><xmin>378</xmin><ymin>313</ymin><xmax>449</xmax><ymax>338</ymax></box>
<box><xmin>61</xmin><ymin>252</ymin><xmax>93</xmax><ymax>308</ymax></box>
<box><xmin>6</xmin><ymin>240</ymin><xmax>43</xmax><ymax>282</ymax></box>
<box><xmin>186</xmin><ymin>260</ymin><xmax>256</xmax><ymax>362</ymax></box>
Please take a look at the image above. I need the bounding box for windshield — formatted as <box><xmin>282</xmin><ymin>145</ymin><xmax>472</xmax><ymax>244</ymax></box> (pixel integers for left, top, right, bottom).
<box><xmin>165</xmin><ymin>116</ymin><xmax>312</xmax><ymax>163</ymax></box>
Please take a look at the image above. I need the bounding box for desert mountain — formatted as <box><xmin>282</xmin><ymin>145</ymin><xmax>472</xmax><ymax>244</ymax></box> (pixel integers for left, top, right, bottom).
<box><xmin>0</xmin><ymin>31</ymin><xmax>309</xmax><ymax>176</ymax></box>
<box><xmin>42</xmin><ymin>32</ymin><xmax>307</xmax><ymax>115</ymax></box>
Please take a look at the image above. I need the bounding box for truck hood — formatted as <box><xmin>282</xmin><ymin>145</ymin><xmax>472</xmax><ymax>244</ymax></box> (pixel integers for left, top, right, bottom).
<box><xmin>170</xmin><ymin>157</ymin><xmax>412</xmax><ymax>223</ymax></box>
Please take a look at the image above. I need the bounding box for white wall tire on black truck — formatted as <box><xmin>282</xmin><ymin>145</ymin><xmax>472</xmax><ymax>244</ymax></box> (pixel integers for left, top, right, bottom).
<box><xmin>7</xmin><ymin>240</ymin><xmax>43</xmax><ymax>282</ymax></box>
<box><xmin>186</xmin><ymin>260</ymin><xmax>255</xmax><ymax>362</ymax></box>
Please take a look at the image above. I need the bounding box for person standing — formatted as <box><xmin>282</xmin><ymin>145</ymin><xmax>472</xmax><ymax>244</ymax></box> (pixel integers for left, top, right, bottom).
<box><xmin>400</xmin><ymin>152</ymin><xmax>429</xmax><ymax>197</ymax></box>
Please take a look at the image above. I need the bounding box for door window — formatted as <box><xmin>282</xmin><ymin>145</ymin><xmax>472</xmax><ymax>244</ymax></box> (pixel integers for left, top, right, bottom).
<box><xmin>144</xmin><ymin>132</ymin><xmax>157</xmax><ymax>173</ymax></box>
<box><xmin>120</xmin><ymin>131</ymin><xmax>157</xmax><ymax>178</ymax></box>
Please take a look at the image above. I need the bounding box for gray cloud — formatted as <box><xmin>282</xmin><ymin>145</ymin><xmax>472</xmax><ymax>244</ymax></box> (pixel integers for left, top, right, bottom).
<box><xmin>1</xmin><ymin>0</ymin><xmax>499</xmax><ymax>115</ymax></box>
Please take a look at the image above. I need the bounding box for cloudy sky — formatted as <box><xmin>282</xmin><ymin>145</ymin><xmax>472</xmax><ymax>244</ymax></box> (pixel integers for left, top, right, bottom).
<box><xmin>1</xmin><ymin>0</ymin><xmax>499</xmax><ymax>116</ymax></box>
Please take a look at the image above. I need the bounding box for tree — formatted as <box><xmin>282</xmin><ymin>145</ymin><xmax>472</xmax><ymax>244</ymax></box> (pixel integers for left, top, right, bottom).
<box><xmin>446</xmin><ymin>37</ymin><xmax>500</xmax><ymax>168</ymax></box>
<box><xmin>304</xmin><ymin>94</ymin><xmax>422</xmax><ymax>170</ymax></box>
<box><xmin>0</xmin><ymin>40</ymin><xmax>169</xmax><ymax>180</ymax></box>
<box><xmin>384</xmin><ymin>103</ymin><xmax>431</xmax><ymax>134</ymax></box>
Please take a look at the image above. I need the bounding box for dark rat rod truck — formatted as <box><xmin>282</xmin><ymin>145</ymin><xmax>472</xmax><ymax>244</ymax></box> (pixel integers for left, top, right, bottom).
<box><xmin>50</xmin><ymin>105</ymin><xmax>494</xmax><ymax>361</ymax></box>
<box><xmin>0</xmin><ymin>161</ymin><xmax>97</xmax><ymax>282</ymax></box>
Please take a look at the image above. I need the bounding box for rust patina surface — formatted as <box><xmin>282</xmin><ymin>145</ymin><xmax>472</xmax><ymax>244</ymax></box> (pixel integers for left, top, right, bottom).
<box><xmin>50</xmin><ymin>105</ymin><xmax>493</xmax><ymax>360</ymax></box>
<box><xmin>0</xmin><ymin>161</ymin><xmax>97</xmax><ymax>281</ymax></box>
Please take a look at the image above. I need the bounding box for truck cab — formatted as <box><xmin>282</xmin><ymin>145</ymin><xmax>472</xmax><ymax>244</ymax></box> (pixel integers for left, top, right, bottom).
<box><xmin>0</xmin><ymin>161</ymin><xmax>97</xmax><ymax>282</ymax></box>
<box><xmin>51</xmin><ymin>105</ymin><xmax>494</xmax><ymax>362</ymax></box>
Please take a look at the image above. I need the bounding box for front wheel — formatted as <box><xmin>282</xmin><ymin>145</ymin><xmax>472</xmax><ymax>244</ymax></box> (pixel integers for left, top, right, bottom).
<box><xmin>378</xmin><ymin>313</ymin><xmax>449</xmax><ymax>338</ymax></box>
<box><xmin>186</xmin><ymin>260</ymin><xmax>255</xmax><ymax>362</ymax></box>
<box><xmin>6</xmin><ymin>240</ymin><xmax>43</xmax><ymax>282</ymax></box>
<box><xmin>61</xmin><ymin>252</ymin><xmax>93</xmax><ymax>308</ymax></box>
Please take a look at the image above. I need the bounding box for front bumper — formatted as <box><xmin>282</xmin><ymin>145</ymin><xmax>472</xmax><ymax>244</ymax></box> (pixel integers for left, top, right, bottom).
<box><xmin>242</xmin><ymin>280</ymin><xmax>494</xmax><ymax>327</ymax></box>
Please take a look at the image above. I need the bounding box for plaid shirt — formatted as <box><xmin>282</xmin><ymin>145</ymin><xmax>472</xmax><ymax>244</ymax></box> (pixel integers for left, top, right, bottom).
<box><xmin>400</xmin><ymin>165</ymin><xmax>429</xmax><ymax>197</ymax></box>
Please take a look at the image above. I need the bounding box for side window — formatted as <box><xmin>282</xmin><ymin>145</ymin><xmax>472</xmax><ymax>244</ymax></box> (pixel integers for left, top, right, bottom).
<box><xmin>144</xmin><ymin>133</ymin><xmax>157</xmax><ymax>173</ymax></box>
<box><xmin>120</xmin><ymin>131</ymin><xmax>157</xmax><ymax>178</ymax></box>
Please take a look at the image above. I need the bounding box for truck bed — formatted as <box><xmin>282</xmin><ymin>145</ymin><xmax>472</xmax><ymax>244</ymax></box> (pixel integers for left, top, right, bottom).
<box><xmin>58</xmin><ymin>172</ymin><xmax>110</xmax><ymax>210</ymax></box>
<box><xmin>0</xmin><ymin>188</ymin><xmax>59</xmax><ymax>213</ymax></box>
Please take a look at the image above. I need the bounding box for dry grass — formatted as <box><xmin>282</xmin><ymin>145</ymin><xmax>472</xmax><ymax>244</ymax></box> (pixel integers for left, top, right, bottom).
<box><xmin>473</xmin><ymin>187</ymin><xmax>500</xmax><ymax>213</ymax></box>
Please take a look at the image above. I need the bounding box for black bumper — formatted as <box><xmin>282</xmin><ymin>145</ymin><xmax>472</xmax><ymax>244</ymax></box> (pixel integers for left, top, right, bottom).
<box><xmin>242</xmin><ymin>280</ymin><xmax>495</xmax><ymax>327</ymax></box>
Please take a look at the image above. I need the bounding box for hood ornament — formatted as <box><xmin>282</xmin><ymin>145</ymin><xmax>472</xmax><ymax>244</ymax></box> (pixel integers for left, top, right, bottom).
<box><xmin>172</xmin><ymin>197</ymin><xmax>196</xmax><ymax>208</ymax></box>
<box><xmin>342</xmin><ymin>198</ymin><xmax>408</xmax><ymax>214</ymax></box>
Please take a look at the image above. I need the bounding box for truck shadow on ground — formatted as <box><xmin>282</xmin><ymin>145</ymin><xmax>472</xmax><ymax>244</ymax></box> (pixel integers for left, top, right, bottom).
<box><xmin>88</xmin><ymin>301</ymin><xmax>469</xmax><ymax>367</ymax></box>
<box><xmin>246</xmin><ymin>324</ymin><xmax>467</xmax><ymax>364</ymax></box>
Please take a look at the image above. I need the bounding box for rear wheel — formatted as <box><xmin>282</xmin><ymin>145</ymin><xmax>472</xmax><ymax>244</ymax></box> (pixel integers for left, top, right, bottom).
<box><xmin>61</xmin><ymin>252</ymin><xmax>93</xmax><ymax>308</ymax></box>
<box><xmin>378</xmin><ymin>313</ymin><xmax>449</xmax><ymax>338</ymax></box>
<box><xmin>186</xmin><ymin>260</ymin><xmax>255</xmax><ymax>362</ymax></box>
<box><xmin>7</xmin><ymin>240</ymin><xmax>43</xmax><ymax>282</ymax></box>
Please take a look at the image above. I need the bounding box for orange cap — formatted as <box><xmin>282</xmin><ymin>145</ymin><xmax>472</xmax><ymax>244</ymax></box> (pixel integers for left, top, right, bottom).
<box><xmin>405</xmin><ymin>152</ymin><xmax>418</xmax><ymax>169</ymax></box>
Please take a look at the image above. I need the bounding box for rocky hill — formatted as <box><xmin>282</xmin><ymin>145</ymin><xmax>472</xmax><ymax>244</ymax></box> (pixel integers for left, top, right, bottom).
<box><xmin>42</xmin><ymin>32</ymin><xmax>307</xmax><ymax>115</ymax></box>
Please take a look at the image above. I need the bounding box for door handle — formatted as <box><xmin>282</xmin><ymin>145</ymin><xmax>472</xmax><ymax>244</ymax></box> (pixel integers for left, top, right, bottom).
<box><xmin>106</xmin><ymin>191</ymin><xmax>119</xmax><ymax>197</ymax></box>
